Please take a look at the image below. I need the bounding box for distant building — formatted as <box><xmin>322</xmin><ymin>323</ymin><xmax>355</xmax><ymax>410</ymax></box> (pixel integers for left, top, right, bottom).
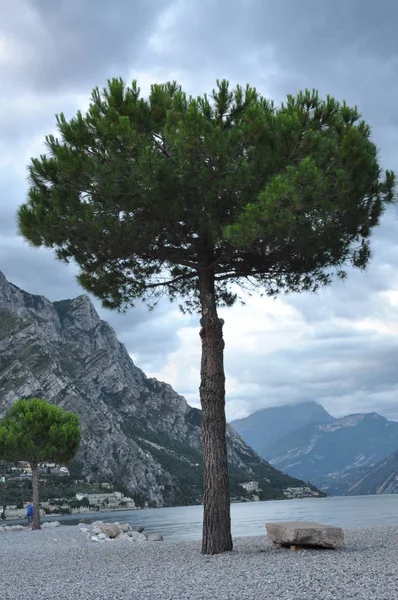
<box><xmin>40</xmin><ymin>463</ymin><xmax>57</xmax><ymax>474</ymax></box>
<box><xmin>283</xmin><ymin>486</ymin><xmax>320</xmax><ymax>499</ymax></box>
<box><xmin>240</xmin><ymin>481</ymin><xmax>259</xmax><ymax>492</ymax></box>
<box><xmin>75</xmin><ymin>491</ymin><xmax>136</xmax><ymax>509</ymax></box>
<box><xmin>100</xmin><ymin>482</ymin><xmax>112</xmax><ymax>490</ymax></box>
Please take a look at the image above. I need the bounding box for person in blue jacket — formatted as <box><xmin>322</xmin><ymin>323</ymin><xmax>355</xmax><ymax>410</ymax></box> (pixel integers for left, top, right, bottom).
<box><xmin>26</xmin><ymin>502</ymin><xmax>34</xmax><ymax>526</ymax></box>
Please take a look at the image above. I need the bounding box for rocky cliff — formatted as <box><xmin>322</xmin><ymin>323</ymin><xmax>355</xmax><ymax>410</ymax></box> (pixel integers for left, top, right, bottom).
<box><xmin>0</xmin><ymin>271</ymin><xmax>315</xmax><ymax>505</ymax></box>
<box><xmin>346</xmin><ymin>449</ymin><xmax>398</xmax><ymax>495</ymax></box>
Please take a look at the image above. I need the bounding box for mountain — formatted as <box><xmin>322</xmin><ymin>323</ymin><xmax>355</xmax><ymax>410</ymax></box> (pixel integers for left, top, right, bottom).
<box><xmin>267</xmin><ymin>413</ymin><xmax>398</xmax><ymax>494</ymax></box>
<box><xmin>0</xmin><ymin>271</ymin><xmax>319</xmax><ymax>506</ymax></box>
<box><xmin>346</xmin><ymin>449</ymin><xmax>398</xmax><ymax>495</ymax></box>
<box><xmin>230</xmin><ymin>401</ymin><xmax>334</xmax><ymax>458</ymax></box>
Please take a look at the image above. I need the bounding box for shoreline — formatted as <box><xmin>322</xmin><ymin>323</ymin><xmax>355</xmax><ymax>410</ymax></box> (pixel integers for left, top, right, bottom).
<box><xmin>1</xmin><ymin>524</ymin><xmax>398</xmax><ymax>599</ymax></box>
<box><xmin>0</xmin><ymin>505</ymin><xmax>149</xmax><ymax>526</ymax></box>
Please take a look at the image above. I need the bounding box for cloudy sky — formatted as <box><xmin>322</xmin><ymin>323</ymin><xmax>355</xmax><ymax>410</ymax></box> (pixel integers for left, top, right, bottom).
<box><xmin>1</xmin><ymin>0</ymin><xmax>398</xmax><ymax>422</ymax></box>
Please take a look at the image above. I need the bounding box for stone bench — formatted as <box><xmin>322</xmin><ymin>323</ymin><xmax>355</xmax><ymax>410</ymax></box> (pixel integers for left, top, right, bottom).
<box><xmin>266</xmin><ymin>521</ymin><xmax>344</xmax><ymax>550</ymax></box>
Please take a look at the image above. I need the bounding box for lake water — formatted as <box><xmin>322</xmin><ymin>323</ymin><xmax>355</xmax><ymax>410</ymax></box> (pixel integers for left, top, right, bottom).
<box><xmin>14</xmin><ymin>495</ymin><xmax>398</xmax><ymax>539</ymax></box>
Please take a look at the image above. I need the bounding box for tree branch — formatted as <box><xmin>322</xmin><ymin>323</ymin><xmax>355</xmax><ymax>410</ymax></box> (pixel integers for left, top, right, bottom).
<box><xmin>152</xmin><ymin>134</ymin><xmax>171</xmax><ymax>159</ymax></box>
<box><xmin>144</xmin><ymin>270</ymin><xmax>197</xmax><ymax>289</ymax></box>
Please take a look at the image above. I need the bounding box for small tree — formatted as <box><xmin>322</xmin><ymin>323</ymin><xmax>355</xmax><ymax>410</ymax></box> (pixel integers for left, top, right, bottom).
<box><xmin>18</xmin><ymin>80</ymin><xmax>395</xmax><ymax>552</ymax></box>
<box><xmin>0</xmin><ymin>399</ymin><xmax>81</xmax><ymax>529</ymax></box>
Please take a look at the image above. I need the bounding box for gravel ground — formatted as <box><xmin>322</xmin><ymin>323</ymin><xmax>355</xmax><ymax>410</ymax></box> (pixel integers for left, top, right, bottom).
<box><xmin>1</xmin><ymin>524</ymin><xmax>398</xmax><ymax>599</ymax></box>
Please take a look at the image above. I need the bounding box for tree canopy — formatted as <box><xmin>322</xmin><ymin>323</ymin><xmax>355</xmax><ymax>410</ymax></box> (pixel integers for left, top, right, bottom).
<box><xmin>0</xmin><ymin>398</ymin><xmax>81</xmax><ymax>465</ymax></box>
<box><xmin>18</xmin><ymin>79</ymin><xmax>395</xmax><ymax>312</ymax></box>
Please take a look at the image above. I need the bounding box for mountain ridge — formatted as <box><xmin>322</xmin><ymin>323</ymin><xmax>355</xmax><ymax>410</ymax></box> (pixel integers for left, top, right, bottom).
<box><xmin>230</xmin><ymin>401</ymin><xmax>334</xmax><ymax>457</ymax></box>
<box><xmin>346</xmin><ymin>449</ymin><xmax>398</xmax><ymax>495</ymax></box>
<box><xmin>266</xmin><ymin>412</ymin><xmax>398</xmax><ymax>494</ymax></box>
<box><xmin>230</xmin><ymin>396</ymin><xmax>398</xmax><ymax>495</ymax></box>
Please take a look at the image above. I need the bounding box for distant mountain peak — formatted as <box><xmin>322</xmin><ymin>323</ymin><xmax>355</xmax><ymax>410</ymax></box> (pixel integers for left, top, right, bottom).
<box><xmin>230</xmin><ymin>401</ymin><xmax>334</xmax><ymax>458</ymax></box>
<box><xmin>365</xmin><ymin>412</ymin><xmax>386</xmax><ymax>421</ymax></box>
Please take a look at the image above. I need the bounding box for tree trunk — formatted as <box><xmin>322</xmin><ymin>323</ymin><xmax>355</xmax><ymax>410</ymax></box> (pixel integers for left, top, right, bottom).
<box><xmin>199</xmin><ymin>268</ymin><xmax>232</xmax><ymax>555</ymax></box>
<box><xmin>31</xmin><ymin>463</ymin><xmax>41</xmax><ymax>530</ymax></box>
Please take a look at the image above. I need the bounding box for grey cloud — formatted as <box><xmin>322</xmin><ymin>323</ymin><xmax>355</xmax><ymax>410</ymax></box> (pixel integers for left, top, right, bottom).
<box><xmin>226</xmin><ymin>323</ymin><xmax>398</xmax><ymax>421</ymax></box>
<box><xmin>0</xmin><ymin>241</ymin><xmax>83</xmax><ymax>300</ymax></box>
<box><xmin>0</xmin><ymin>0</ymin><xmax>185</xmax><ymax>373</ymax></box>
<box><xmin>106</xmin><ymin>301</ymin><xmax>191</xmax><ymax>372</ymax></box>
<box><xmin>285</xmin><ymin>215</ymin><xmax>398</xmax><ymax>324</ymax></box>
<box><xmin>141</xmin><ymin>0</ymin><xmax>398</xmax><ymax>147</ymax></box>
<box><xmin>2</xmin><ymin>0</ymin><xmax>174</xmax><ymax>92</ymax></box>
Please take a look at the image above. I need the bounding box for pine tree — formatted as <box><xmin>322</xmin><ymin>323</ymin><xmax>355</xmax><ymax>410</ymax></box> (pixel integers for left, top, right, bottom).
<box><xmin>0</xmin><ymin>399</ymin><xmax>81</xmax><ymax>530</ymax></box>
<box><xmin>18</xmin><ymin>79</ymin><xmax>395</xmax><ymax>552</ymax></box>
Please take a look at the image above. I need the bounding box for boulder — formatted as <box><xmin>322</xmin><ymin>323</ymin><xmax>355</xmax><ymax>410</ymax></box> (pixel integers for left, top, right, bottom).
<box><xmin>92</xmin><ymin>520</ymin><xmax>104</xmax><ymax>527</ymax></box>
<box><xmin>135</xmin><ymin>526</ymin><xmax>144</xmax><ymax>533</ymax></box>
<box><xmin>98</xmin><ymin>523</ymin><xmax>121</xmax><ymax>539</ymax></box>
<box><xmin>147</xmin><ymin>534</ymin><xmax>163</xmax><ymax>542</ymax></box>
<box><xmin>266</xmin><ymin>521</ymin><xmax>344</xmax><ymax>549</ymax></box>
<box><xmin>118</xmin><ymin>523</ymin><xmax>132</xmax><ymax>533</ymax></box>
<box><xmin>42</xmin><ymin>521</ymin><xmax>60</xmax><ymax>528</ymax></box>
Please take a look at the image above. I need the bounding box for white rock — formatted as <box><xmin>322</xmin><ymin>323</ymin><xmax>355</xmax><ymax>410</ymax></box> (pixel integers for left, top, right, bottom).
<box><xmin>97</xmin><ymin>533</ymin><xmax>108</xmax><ymax>540</ymax></box>
<box><xmin>42</xmin><ymin>521</ymin><xmax>60</xmax><ymax>528</ymax></box>
<box><xmin>91</xmin><ymin>535</ymin><xmax>101</xmax><ymax>542</ymax></box>
<box><xmin>136</xmin><ymin>533</ymin><xmax>147</xmax><ymax>543</ymax></box>
<box><xmin>98</xmin><ymin>523</ymin><xmax>121</xmax><ymax>539</ymax></box>
<box><xmin>118</xmin><ymin>523</ymin><xmax>132</xmax><ymax>532</ymax></box>
<box><xmin>147</xmin><ymin>534</ymin><xmax>163</xmax><ymax>542</ymax></box>
<box><xmin>91</xmin><ymin>526</ymin><xmax>102</xmax><ymax>535</ymax></box>
<box><xmin>92</xmin><ymin>520</ymin><xmax>104</xmax><ymax>527</ymax></box>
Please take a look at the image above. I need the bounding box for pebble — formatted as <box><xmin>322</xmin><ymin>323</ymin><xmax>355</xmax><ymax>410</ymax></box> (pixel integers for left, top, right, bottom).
<box><xmin>1</xmin><ymin>525</ymin><xmax>397</xmax><ymax>599</ymax></box>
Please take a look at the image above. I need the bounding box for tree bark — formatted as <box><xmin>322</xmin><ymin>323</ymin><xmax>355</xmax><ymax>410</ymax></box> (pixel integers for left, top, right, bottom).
<box><xmin>31</xmin><ymin>463</ymin><xmax>41</xmax><ymax>530</ymax></box>
<box><xmin>199</xmin><ymin>268</ymin><xmax>232</xmax><ymax>554</ymax></box>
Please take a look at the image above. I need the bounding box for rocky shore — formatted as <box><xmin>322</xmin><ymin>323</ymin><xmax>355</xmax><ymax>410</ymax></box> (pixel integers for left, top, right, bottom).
<box><xmin>1</xmin><ymin>524</ymin><xmax>398</xmax><ymax>599</ymax></box>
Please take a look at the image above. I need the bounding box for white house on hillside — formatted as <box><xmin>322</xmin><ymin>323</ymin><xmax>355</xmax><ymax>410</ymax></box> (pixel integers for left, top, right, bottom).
<box><xmin>240</xmin><ymin>481</ymin><xmax>259</xmax><ymax>492</ymax></box>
